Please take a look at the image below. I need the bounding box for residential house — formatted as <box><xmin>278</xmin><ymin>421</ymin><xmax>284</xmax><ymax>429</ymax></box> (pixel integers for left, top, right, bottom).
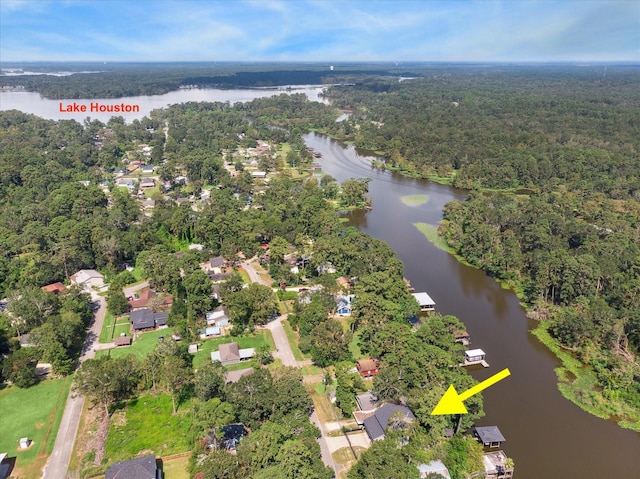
<box><xmin>0</xmin><ymin>452</ymin><xmax>12</xmax><ymax>479</ymax></box>
<box><xmin>356</xmin><ymin>358</ymin><xmax>380</xmax><ymax>378</ymax></box>
<box><xmin>335</xmin><ymin>294</ymin><xmax>354</xmax><ymax>316</ymax></box>
<box><xmin>417</xmin><ymin>460</ymin><xmax>451</xmax><ymax>479</ymax></box>
<box><xmin>353</xmin><ymin>391</ymin><xmax>379</xmax><ymax>425</ymax></box>
<box><xmin>116</xmin><ymin>178</ymin><xmax>136</xmax><ymax>190</ymax></box>
<box><xmin>211</xmin><ymin>342</ymin><xmax>255</xmax><ymax>366</ymax></box>
<box><xmin>127</xmin><ymin>287</ymin><xmax>171</xmax><ymax>311</ymax></box>
<box><xmin>362</xmin><ymin>404</ymin><xmax>415</xmax><ymax>442</ymax></box>
<box><xmin>199</xmin><ymin>326</ymin><xmax>221</xmax><ymax>339</ymax></box>
<box><xmin>336</xmin><ymin>276</ymin><xmax>351</xmax><ymax>291</ymax></box>
<box><xmin>41</xmin><ymin>282</ymin><xmax>65</xmax><ymax>294</ymax></box>
<box><xmin>220</xmin><ymin>424</ymin><xmax>248</xmax><ymax>450</ymax></box>
<box><xmin>201</xmin><ymin>256</ymin><xmax>225</xmax><ymax>275</ymax></box>
<box><xmin>105</xmin><ymin>454</ymin><xmax>160</xmax><ymax>479</ymax></box>
<box><xmin>70</xmin><ymin>269</ymin><xmax>105</xmax><ymax>292</ymax></box>
<box><xmin>129</xmin><ymin>309</ymin><xmax>169</xmax><ymax>332</ymax></box>
<box><xmin>140</xmin><ymin>164</ymin><xmax>155</xmax><ymax>173</ymax></box>
<box><xmin>141</xmin><ymin>199</ymin><xmax>155</xmax><ymax>210</ymax></box>
<box><xmin>206</xmin><ymin>308</ymin><xmax>230</xmax><ymax>327</ymax></box>
<box><xmin>139</xmin><ymin>178</ymin><xmax>155</xmax><ymax>189</ymax></box>
<box><xmin>19</xmin><ymin>334</ymin><xmax>34</xmax><ymax>348</ymax></box>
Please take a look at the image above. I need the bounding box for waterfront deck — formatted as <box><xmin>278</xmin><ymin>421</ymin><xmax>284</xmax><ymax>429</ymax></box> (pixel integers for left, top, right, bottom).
<box><xmin>460</xmin><ymin>358</ymin><xmax>490</xmax><ymax>368</ymax></box>
<box><xmin>460</xmin><ymin>348</ymin><xmax>489</xmax><ymax>368</ymax></box>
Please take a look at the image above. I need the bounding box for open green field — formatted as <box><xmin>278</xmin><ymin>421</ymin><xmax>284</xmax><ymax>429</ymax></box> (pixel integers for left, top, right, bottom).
<box><xmin>0</xmin><ymin>376</ymin><xmax>72</xmax><ymax>478</ymax></box>
<box><xmin>105</xmin><ymin>394</ymin><xmax>192</xmax><ymax>465</ymax></box>
<box><xmin>192</xmin><ymin>330</ymin><xmax>275</xmax><ymax>369</ymax></box>
<box><xmin>97</xmin><ymin>328</ymin><xmax>175</xmax><ymax>361</ymax></box>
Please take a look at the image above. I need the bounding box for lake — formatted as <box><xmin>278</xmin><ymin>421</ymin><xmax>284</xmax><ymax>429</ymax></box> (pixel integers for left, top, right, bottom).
<box><xmin>0</xmin><ymin>85</ymin><xmax>326</xmax><ymax>123</ymax></box>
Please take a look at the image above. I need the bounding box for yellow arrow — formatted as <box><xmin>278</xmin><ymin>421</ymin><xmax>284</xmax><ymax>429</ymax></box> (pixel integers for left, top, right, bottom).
<box><xmin>431</xmin><ymin>368</ymin><xmax>511</xmax><ymax>415</ymax></box>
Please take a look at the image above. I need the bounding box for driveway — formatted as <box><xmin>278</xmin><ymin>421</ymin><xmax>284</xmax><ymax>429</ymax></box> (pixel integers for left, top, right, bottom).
<box><xmin>263</xmin><ymin>314</ymin><xmax>299</xmax><ymax>368</ymax></box>
<box><xmin>42</xmin><ymin>295</ymin><xmax>107</xmax><ymax>479</ymax></box>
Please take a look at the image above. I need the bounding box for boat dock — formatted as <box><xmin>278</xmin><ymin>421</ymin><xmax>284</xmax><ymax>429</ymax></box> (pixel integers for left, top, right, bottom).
<box><xmin>460</xmin><ymin>348</ymin><xmax>490</xmax><ymax>368</ymax></box>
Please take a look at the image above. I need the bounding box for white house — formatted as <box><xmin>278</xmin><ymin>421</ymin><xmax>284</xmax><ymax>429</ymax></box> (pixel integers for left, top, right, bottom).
<box><xmin>70</xmin><ymin>269</ymin><xmax>105</xmax><ymax>292</ymax></box>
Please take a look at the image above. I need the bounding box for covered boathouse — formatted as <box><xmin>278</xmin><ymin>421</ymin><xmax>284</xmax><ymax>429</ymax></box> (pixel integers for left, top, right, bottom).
<box><xmin>412</xmin><ymin>292</ymin><xmax>436</xmax><ymax>312</ymax></box>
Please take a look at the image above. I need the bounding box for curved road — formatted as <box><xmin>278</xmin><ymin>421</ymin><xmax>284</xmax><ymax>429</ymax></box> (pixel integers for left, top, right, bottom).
<box><xmin>42</xmin><ymin>293</ymin><xmax>106</xmax><ymax>479</ymax></box>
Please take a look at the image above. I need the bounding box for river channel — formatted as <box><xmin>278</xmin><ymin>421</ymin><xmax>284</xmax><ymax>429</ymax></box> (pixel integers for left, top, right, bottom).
<box><xmin>304</xmin><ymin>132</ymin><xmax>640</xmax><ymax>479</ymax></box>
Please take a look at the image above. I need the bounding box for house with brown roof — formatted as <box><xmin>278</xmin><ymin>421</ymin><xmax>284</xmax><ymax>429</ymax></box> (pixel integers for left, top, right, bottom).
<box><xmin>356</xmin><ymin>358</ymin><xmax>381</xmax><ymax>378</ymax></box>
<box><xmin>41</xmin><ymin>282</ymin><xmax>66</xmax><ymax>294</ymax></box>
<box><xmin>211</xmin><ymin>342</ymin><xmax>255</xmax><ymax>366</ymax></box>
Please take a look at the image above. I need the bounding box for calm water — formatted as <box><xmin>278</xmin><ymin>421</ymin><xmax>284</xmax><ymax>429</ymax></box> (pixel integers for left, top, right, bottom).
<box><xmin>305</xmin><ymin>132</ymin><xmax>640</xmax><ymax>479</ymax></box>
<box><xmin>0</xmin><ymin>86</ymin><xmax>326</xmax><ymax>123</ymax></box>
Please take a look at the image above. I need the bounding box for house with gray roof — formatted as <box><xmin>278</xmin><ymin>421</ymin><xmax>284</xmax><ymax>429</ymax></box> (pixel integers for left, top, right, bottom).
<box><xmin>129</xmin><ymin>309</ymin><xmax>168</xmax><ymax>331</ymax></box>
<box><xmin>211</xmin><ymin>342</ymin><xmax>255</xmax><ymax>366</ymax></box>
<box><xmin>362</xmin><ymin>403</ymin><xmax>415</xmax><ymax>442</ymax></box>
<box><xmin>105</xmin><ymin>454</ymin><xmax>159</xmax><ymax>479</ymax></box>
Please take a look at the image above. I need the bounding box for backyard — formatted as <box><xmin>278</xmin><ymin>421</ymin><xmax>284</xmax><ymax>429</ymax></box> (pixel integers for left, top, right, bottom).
<box><xmin>191</xmin><ymin>330</ymin><xmax>274</xmax><ymax>369</ymax></box>
<box><xmin>97</xmin><ymin>327</ymin><xmax>176</xmax><ymax>361</ymax></box>
<box><xmin>0</xmin><ymin>376</ymin><xmax>72</xmax><ymax>479</ymax></box>
<box><xmin>104</xmin><ymin>393</ymin><xmax>192</xmax><ymax>465</ymax></box>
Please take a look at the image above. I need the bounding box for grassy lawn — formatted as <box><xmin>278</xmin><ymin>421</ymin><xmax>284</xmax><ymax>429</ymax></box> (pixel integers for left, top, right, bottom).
<box><xmin>99</xmin><ymin>314</ymin><xmax>130</xmax><ymax>343</ymax></box>
<box><xmin>97</xmin><ymin>328</ymin><xmax>175</xmax><ymax>361</ymax></box>
<box><xmin>99</xmin><ymin>312</ymin><xmax>116</xmax><ymax>343</ymax></box>
<box><xmin>311</xmin><ymin>385</ymin><xmax>337</xmax><ymax>425</ymax></box>
<box><xmin>105</xmin><ymin>394</ymin><xmax>192</xmax><ymax>465</ymax></box>
<box><xmin>282</xmin><ymin>319</ymin><xmax>308</xmax><ymax>361</ymax></box>
<box><xmin>192</xmin><ymin>330</ymin><xmax>275</xmax><ymax>369</ymax></box>
<box><xmin>162</xmin><ymin>454</ymin><xmax>191</xmax><ymax>479</ymax></box>
<box><xmin>333</xmin><ymin>446</ymin><xmax>366</xmax><ymax>479</ymax></box>
<box><xmin>0</xmin><ymin>376</ymin><xmax>72</xmax><ymax>479</ymax></box>
<box><xmin>130</xmin><ymin>266</ymin><xmax>145</xmax><ymax>281</ymax></box>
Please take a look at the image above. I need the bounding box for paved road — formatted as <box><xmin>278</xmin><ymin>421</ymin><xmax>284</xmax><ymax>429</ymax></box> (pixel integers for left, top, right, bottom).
<box><xmin>42</xmin><ymin>294</ymin><xmax>107</xmax><ymax>479</ymax></box>
<box><xmin>264</xmin><ymin>314</ymin><xmax>299</xmax><ymax>368</ymax></box>
<box><xmin>311</xmin><ymin>410</ymin><xmax>338</xmax><ymax>477</ymax></box>
<box><xmin>122</xmin><ymin>281</ymin><xmax>150</xmax><ymax>298</ymax></box>
<box><xmin>240</xmin><ymin>260</ymin><xmax>271</xmax><ymax>286</ymax></box>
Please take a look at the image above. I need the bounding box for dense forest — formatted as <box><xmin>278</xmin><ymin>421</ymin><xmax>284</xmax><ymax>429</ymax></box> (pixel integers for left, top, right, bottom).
<box><xmin>1</xmin><ymin>61</ymin><xmax>424</xmax><ymax>99</ymax></box>
<box><xmin>319</xmin><ymin>65</ymin><xmax>640</xmax><ymax>427</ymax></box>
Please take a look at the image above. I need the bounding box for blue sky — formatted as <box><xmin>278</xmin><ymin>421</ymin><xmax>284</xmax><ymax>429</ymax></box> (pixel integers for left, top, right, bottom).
<box><xmin>1</xmin><ymin>0</ymin><xmax>638</xmax><ymax>62</ymax></box>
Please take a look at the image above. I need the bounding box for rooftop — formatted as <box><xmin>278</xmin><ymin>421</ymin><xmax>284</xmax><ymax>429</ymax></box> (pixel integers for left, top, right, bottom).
<box><xmin>475</xmin><ymin>425</ymin><xmax>506</xmax><ymax>444</ymax></box>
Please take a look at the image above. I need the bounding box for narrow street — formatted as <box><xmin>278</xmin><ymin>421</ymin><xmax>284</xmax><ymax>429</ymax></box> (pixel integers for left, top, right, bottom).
<box><xmin>42</xmin><ymin>294</ymin><xmax>106</xmax><ymax>479</ymax></box>
<box><xmin>243</xmin><ymin>259</ymin><xmax>340</xmax><ymax>476</ymax></box>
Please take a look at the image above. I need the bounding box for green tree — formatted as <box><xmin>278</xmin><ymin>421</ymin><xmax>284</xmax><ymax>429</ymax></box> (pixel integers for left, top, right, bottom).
<box><xmin>74</xmin><ymin>356</ymin><xmax>141</xmax><ymax>416</ymax></box>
